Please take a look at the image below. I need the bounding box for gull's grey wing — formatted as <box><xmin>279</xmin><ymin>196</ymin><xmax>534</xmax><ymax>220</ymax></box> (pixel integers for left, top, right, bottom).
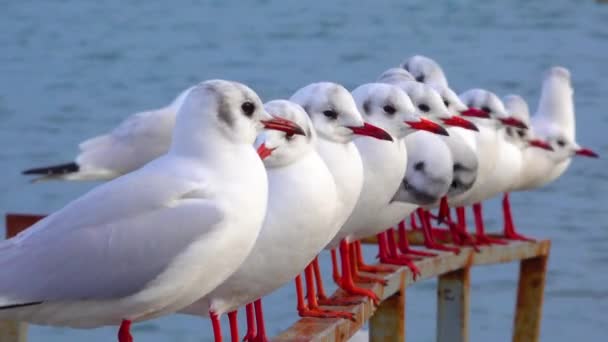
<box><xmin>0</xmin><ymin>160</ymin><xmax>223</xmax><ymax>304</ymax></box>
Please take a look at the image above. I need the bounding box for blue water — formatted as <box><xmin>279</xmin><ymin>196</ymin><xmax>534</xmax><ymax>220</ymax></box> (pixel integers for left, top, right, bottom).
<box><xmin>1</xmin><ymin>1</ymin><xmax>607</xmax><ymax>341</ymax></box>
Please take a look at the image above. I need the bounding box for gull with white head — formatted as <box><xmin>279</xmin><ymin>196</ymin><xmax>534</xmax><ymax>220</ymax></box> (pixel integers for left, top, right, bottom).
<box><xmin>289</xmin><ymin>82</ymin><xmax>393</xmax><ymax>317</ymax></box>
<box><xmin>179</xmin><ymin>100</ymin><xmax>339</xmax><ymax>340</ymax></box>
<box><xmin>0</xmin><ymin>80</ymin><xmax>305</xmax><ymax>342</ymax></box>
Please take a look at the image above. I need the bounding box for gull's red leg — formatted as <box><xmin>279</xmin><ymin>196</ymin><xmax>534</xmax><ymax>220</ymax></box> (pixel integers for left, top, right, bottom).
<box><xmin>311</xmin><ymin>257</ymin><xmax>331</xmax><ymax>302</ymax></box>
<box><xmin>377</xmin><ymin>231</ymin><xmax>390</xmax><ymax>261</ymax></box>
<box><xmin>417</xmin><ymin>208</ymin><xmax>460</xmax><ymax>253</ymax></box>
<box><xmin>473</xmin><ymin>203</ymin><xmax>507</xmax><ymax>245</ymax></box>
<box><xmin>209</xmin><ymin>312</ymin><xmax>223</xmax><ymax>342</ymax></box>
<box><xmin>397</xmin><ymin>220</ymin><xmax>436</xmax><ymax>257</ymax></box>
<box><xmin>349</xmin><ymin>242</ymin><xmax>387</xmax><ymax>285</ymax></box>
<box><xmin>242</xmin><ymin>303</ymin><xmax>256</xmax><ymax>342</ymax></box>
<box><xmin>227</xmin><ymin>311</ymin><xmax>239</xmax><ymax>342</ymax></box>
<box><xmin>377</xmin><ymin>227</ymin><xmax>421</xmax><ymax>278</ymax></box>
<box><xmin>354</xmin><ymin>239</ymin><xmax>394</xmax><ymax>273</ymax></box>
<box><xmin>298</xmin><ymin>263</ymin><xmax>355</xmax><ymax>320</ymax></box>
<box><xmin>252</xmin><ymin>299</ymin><xmax>268</xmax><ymax>342</ymax></box>
<box><xmin>336</xmin><ymin>239</ymin><xmax>380</xmax><ymax>304</ymax></box>
<box><xmin>502</xmin><ymin>193</ymin><xmax>535</xmax><ymax>241</ymax></box>
<box><xmin>118</xmin><ymin>320</ymin><xmax>133</xmax><ymax>342</ymax></box>
<box><xmin>442</xmin><ymin>207</ymin><xmax>480</xmax><ymax>251</ymax></box>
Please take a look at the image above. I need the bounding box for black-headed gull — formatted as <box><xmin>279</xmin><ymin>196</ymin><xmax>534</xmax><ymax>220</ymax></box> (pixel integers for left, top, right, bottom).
<box><xmin>178</xmin><ymin>99</ymin><xmax>340</xmax><ymax>340</ymax></box>
<box><xmin>289</xmin><ymin>82</ymin><xmax>393</xmax><ymax>316</ymax></box>
<box><xmin>0</xmin><ymin>80</ymin><xmax>305</xmax><ymax>342</ymax></box>
<box><xmin>22</xmin><ymin>87</ymin><xmax>193</xmax><ymax>181</ymax></box>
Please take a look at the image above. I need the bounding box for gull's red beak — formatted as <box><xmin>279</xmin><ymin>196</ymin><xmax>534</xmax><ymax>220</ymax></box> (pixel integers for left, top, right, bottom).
<box><xmin>575</xmin><ymin>147</ymin><xmax>599</xmax><ymax>158</ymax></box>
<box><xmin>405</xmin><ymin>117</ymin><xmax>449</xmax><ymax>136</ymax></box>
<box><xmin>460</xmin><ymin>107</ymin><xmax>491</xmax><ymax>118</ymax></box>
<box><xmin>348</xmin><ymin>122</ymin><xmax>393</xmax><ymax>141</ymax></box>
<box><xmin>528</xmin><ymin>139</ymin><xmax>553</xmax><ymax>151</ymax></box>
<box><xmin>441</xmin><ymin>116</ymin><xmax>479</xmax><ymax>131</ymax></box>
<box><xmin>499</xmin><ymin>117</ymin><xmax>528</xmax><ymax>129</ymax></box>
<box><xmin>256</xmin><ymin>143</ymin><xmax>275</xmax><ymax>160</ymax></box>
<box><xmin>262</xmin><ymin>117</ymin><xmax>305</xmax><ymax>136</ymax></box>
<box><xmin>437</xmin><ymin>196</ymin><xmax>450</xmax><ymax>224</ymax></box>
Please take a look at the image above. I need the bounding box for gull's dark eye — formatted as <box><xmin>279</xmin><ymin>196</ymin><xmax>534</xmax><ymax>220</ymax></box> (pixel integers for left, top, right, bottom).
<box><xmin>481</xmin><ymin>106</ymin><xmax>491</xmax><ymax>114</ymax></box>
<box><xmin>416</xmin><ymin>75</ymin><xmax>425</xmax><ymax>83</ymax></box>
<box><xmin>414</xmin><ymin>161</ymin><xmax>425</xmax><ymax>171</ymax></box>
<box><xmin>556</xmin><ymin>138</ymin><xmax>566</xmax><ymax>147</ymax></box>
<box><xmin>418</xmin><ymin>104</ymin><xmax>430</xmax><ymax>113</ymax></box>
<box><xmin>517</xmin><ymin>129</ymin><xmax>526</xmax><ymax>138</ymax></box>
<box><xmin>443</xmin><ymin>99</ymin><xmax>450</xmax><ymax>107</ymax></box>
<box><xmin>323</xmin><ymin>110</ymin><xmax>339</xmax><ymax>120</ymax></box>
<box><xmin>383</xmin><ymin>105</ymin><xmax>396</xmax><ymax>115</ymax></box>
<box><xmin>453</xmin><ymin>163</ymin><xmax>463</xmax><ymax>171</ymax></box>
<box><xmin>241</xmin><ymin>102</ymin><xmax>255</xmax><ymax>117</ymax></box>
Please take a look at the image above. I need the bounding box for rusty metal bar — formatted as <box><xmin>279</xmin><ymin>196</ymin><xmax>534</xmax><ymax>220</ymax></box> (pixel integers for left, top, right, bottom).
<box><xmin>436</xmin><ymin>267</ymin><xmax>470</xmax><ymax>342</ymax></box>
<box><xmin>273</xmin><ymin>240</ymin><xmax>549</xmax><ymax>342</ymax></box>
<box><xmin>370</xmin><ymin>273</ymin><xmax>406</xmax><ymax>342</ymax></box>
<box><xmin>512</xmin><ymin>251</ymin><xmax>550</xmax><ymax>342</ymax></box>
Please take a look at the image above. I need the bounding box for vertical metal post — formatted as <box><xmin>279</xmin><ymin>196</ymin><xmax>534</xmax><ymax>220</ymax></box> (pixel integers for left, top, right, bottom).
<box><xmin>370</xmin><ymin>286</ymin><xmax>405</xmax><ymax>342</ymax></box>
<box><xmin>437</xmin><ymin>267</ymin><xmax>470</xmax><ymax>342</ymax></box>
<box><xmin>0</xmin><ymin>214</ymin><xmax>38</xmax><ymax>342</ymax></box>
<box><xmin>512</xmin><ymin>255</ymin><xmax>549</xmax><ymax>342</ymax></box>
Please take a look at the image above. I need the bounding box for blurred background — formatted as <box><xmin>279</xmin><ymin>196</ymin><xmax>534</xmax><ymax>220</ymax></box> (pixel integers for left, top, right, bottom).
<box><xmin>1</xmin><ymin>0</ymin><xmax>607</xmax><ymax>341</ymax></box>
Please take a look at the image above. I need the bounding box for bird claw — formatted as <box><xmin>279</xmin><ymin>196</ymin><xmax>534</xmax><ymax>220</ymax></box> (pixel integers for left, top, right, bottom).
<box><xmin>475</xmin><ymin>234</ymin><xmax>508</xmax><ymax>245</ymax></box>
<box><xmin>357</xmin><ymin>263</ymin><xmax>396</xmax><ymax>273</ymax></box>
<box><xmin>503</xmin><ymin>231</ymin><xmax>536</xmax><ymax>242</ymax></box>
<box><xmin>353</xmin><ymin>274</ymin><xmax>388</xmax><ymax>286</ymax></box>
<box><xmin>317</xmin><ymin>295</ymin><xmax>362</xmax><ymax>306</ymax></box>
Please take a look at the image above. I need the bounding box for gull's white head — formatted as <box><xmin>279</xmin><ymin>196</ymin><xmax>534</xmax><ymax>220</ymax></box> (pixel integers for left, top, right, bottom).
<box><xmin>255</xmin><ymin>100</ymin><xmax>316</xmax><ymax>168</ymax></box>
<box><xmin>384</xmin><ymin>80</ymin><xmax>477</xmax><ymax>131</ymax></box>
<box><xmin>533</xmin><ymin>118</ymin><xmax>598</xmax><ymax>159</ymax></box>
<box><xmin>352</xmin><ymin>83</ymin><xmax>449</xmax><ymax>139</ymax></box>
<box><xmin>503</xmin><ymin>94</ymin><xmax>552</xmax><ymax>152</ymax></box>
<box><xmin>400</xmin><ymin>55</ymin><xmax>449</xmax><ymax>89</ymax></box>
<box><xmin>290</xmin><ymin>82</ymin><xmax>392</xmax><ymax>144</ymax></box>
<box><xmin>171</xmin><ymin>80</ymin><xmax>304</xmax><ymax>154</ymax></box>
<box><xmin>460</xmin><ymin>88</ymin><xmax>528</xmax><ymax>129</ymax></box>
<box><xmin>391</xmin><ymin>132</ymin><xmax>453</xmax><ymax>205</ymax></box>
<box><xmin>377</xmin><ymin>68</ymin><xmax>415</xmax><ymax>84</ymax></box>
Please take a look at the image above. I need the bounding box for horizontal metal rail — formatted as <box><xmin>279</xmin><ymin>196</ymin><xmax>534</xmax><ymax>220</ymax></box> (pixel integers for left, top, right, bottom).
<box><xmin>1</xmin><ymin>214</ymin><xmax>550</xmax><ymax>342</ymax></box>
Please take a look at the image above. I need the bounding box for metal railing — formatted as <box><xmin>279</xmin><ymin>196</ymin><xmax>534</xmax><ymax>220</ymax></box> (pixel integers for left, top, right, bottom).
<box><xmin>1</xmin><ymin>214</ymin><xmax>550</xmax><ymax>342</ymax></box>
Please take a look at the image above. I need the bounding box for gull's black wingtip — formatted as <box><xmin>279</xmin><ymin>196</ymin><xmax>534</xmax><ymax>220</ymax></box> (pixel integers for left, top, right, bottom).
<box><xmin>0</xmin><ymin>301</ymin><xmax>43</xmax><ymax>310</ymax></box>
<box><xmin>22</xmin><ymin>162</ymin><xmax>79</xmax><ymax>176</ymax></box>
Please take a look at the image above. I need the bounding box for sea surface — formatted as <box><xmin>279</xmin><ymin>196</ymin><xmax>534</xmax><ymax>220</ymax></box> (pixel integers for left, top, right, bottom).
<box><xmin>1</xmin><ymin>1</ymin><xmax>607</xmax><ymax>341</ymax></box>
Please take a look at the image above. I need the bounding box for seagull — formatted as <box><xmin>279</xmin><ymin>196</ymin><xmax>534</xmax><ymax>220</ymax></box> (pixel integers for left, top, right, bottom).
<box><xmin>506</xmin><ymin>67</ymin><xmax>598</xmax><ymax>239</ymax></box>
<box><xmin>448</xmin><ymin>88</ymin><xmax>530</xmax><ymax>245</ymax></box>
<box><xmin>379</xmin><ymin>75</ymin><xmax>482</xmax><ymax>251</ymax></box>
<box><xmin>178</xmin><ymin>99</ymin><xmax>340</xmax><ymax>341</ymax></box>
<box><xmin>329</xmin><ymin>82</ymin><xmax>448</xmax><ymax>282</ymax></box>
<box><xmin>0</xmin><ymin>80</ymin><xmax>304</xmax><ymax>342</ymax></box>
<box><xmin>289</xmin><ymin>82</ymin><xmax>393</xmax><ymax>316</ymax></box>
<box><xmin>22</xmin><ymin>86</ymin><xmax>192</xmax><ymax>181</ymax></box>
